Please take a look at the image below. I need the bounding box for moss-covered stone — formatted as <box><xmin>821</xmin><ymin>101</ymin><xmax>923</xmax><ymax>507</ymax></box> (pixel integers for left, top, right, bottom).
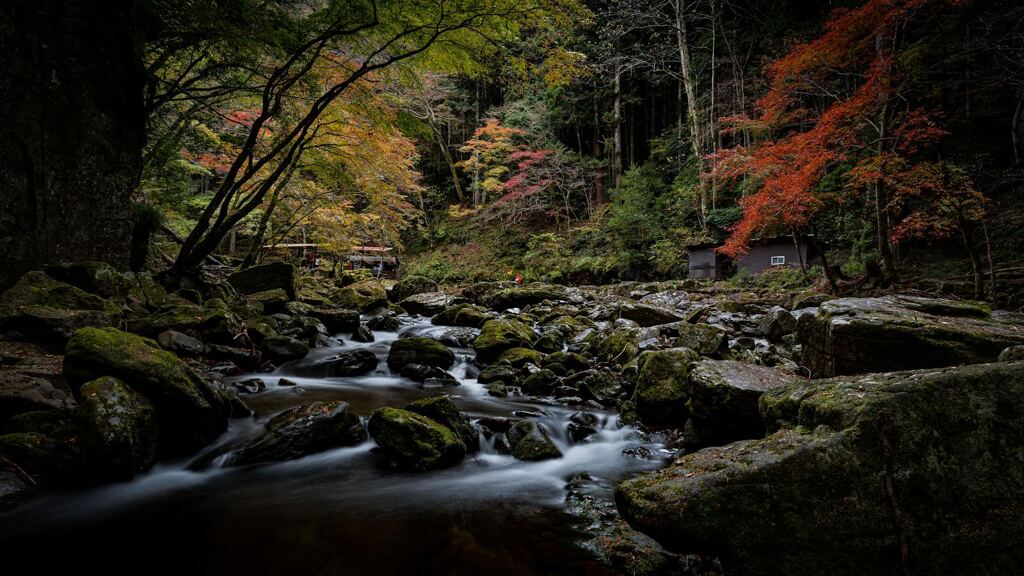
<box><xmin>497</xmin><ymin>347</ymin><xmax>544</xmax><ymax>368</ymax></box>
<box><xmin>387</xmin><ymin>337</ymin><xmax>455</xmax><ymax>370</ymax></box>
<box><xmin>247</xmin><ymin>288</ymin><xmax>289</xmax><ymax>313</ymax></box>
<box><xmin>486</xmin><ymin>285</ymin><xmax>567</xmax><ymax>310</ymax></box>
<box><xmin>520</xmin><ymin>369</ymin><xmax>558</xmax><ymax>395</ymax></box>
<box><xmin>367</xmin><ymin>407</ymin><xmax>465</xmax><ymax>470</ymax></box>
<box><xmin>227</xmin><ymin>262</ymin><xmax>297</xmax><ymax>300</ymax></box>
<box><xmin>673</xmin><ymin>323</ymin><xmax>727</xmax><ymax>356</ymax></box>
<box><xmin>685</xmin><ymin>360</ymin><xmax>794</xmax><ymax>450</ymax></box>
<box><xmin>544</xmin><ymin>351</ymin><xmax>590</xmax><ymax>372</ymax></box>
<box><xmin>405</xmin><ymin>395</ymin><xmax>478</xmax><ymax>452</ymax></box>
<box><xmin>477</xmin><ymin>364</ymin><xmax>520</xmax><ymax>386</ymax></box>
<box><xmin>260</xmin><ymin>334</ymin><xmax>309</xmax><ymax>364</ymax></box>
<box><xmin>506</xmin><ymin>420</ymin><xmax>562</xmax><ymax>461</ymax></box>
<box><xmin>797</xmin><ymin>295</ymin><xmax>1024</xmax><ymax>377</ymax></box>
<box><xmin>617</xmin><ymin>361</ymin><xmax>1024</xmax><ymax>576</ymax></box>
<box><xmin>631</xmin><ymin>348</ymin><xmax>699</xmax><ymax>427</ymax></box>
<box><xmin>590</xmin><ymin>328</ymin><xmax>640</xmax><ymax>364</ymax></box>
<box><xmin>0</xmin><ymin>271</ymin><xmax>119</xmax><ymax>346</ymax></box>
<box><xmin>431</xmin><ymin>303</ymin><xmax>492</xmax><ymax>328</ymax></box>
<box><xmin>399</xmin><ymin>292</ymin><xmax>451</xmax><ymax>316</ymax></box>
<box><xmin>0</xmin><ymin>373</ymin><xmax>75</xmax><ymax>423</ymax></box>
<box><xmin>389</xmin><ymin>275</ymin><xmax>439</xmax><ymax>303</ymax></box>
<box><xmin>43</xmin><ymin>261</ymin><xmax>131</xmax><ymax>299</ymax></box>
<box><xmin>474</xmin><ymin>319</ymin><xmax>535</xmax><ymax>362</ymax></box>
<box><xmin>77</xmin><ymin>376</ymin><xmax>158</xmax><ymax>479</ymax></box>
<box><xmin>231</xmin><ymin>401</ymin><xmax>365</xmax><ymax>465</ymax></box>
<box><xmin>0</xmin><ymin>431</ymin><xmax>83</xmax><ymax>487</ymax></box>
<box><xmin>127</xmin><ymin>303</ymin><xmax>241</xmax><ymax>344</ymax></box>
<box><xmin>63</xmin><ymin>327</ymin><xmax>231</xmax><ymax>455</ymax></box>
<box><xmin>307</xmin><ymin>307</ymin><xmax>360</xmax><ymax>334</ymax></box>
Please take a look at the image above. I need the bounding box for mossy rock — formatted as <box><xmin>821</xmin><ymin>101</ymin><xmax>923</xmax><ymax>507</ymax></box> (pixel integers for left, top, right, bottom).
<box><xmin>590</xmin><ymin>328</ymin><xmax>640</xmax><ymax>365</ymax></box>
<box><xmin>405</xmin><ymin>395</ymin><xmax>478</xmax><ymax>451</ymax></box>
<box><xmin>506</xmin><ymin>420</ymin><xmax>562</xmax><ymax>461</ymax></box>
<box><xmin>497</xmin><ymin>347</ymin><xmax>544</xmax><ymax>368</ymax></box>
<box><xmin>486</xmin><ymin>285</ymin><xmax>568</xmax><ymax>311</ymax></box>
<box><xmin>127</xmin><ymin>303</ymin><xmax>241</xmax><ymax>345</ymax></box>
<box><xmin>431</xmin><ymin>303</ymin><xmax>492</xmax><ymax>328</ymax></box>
<box><xmin>474</xmin><ymin>319</ymin><xmax>535</xmax><ymax>362</ymax></box>
<box><xmin>43</xmin><ymin>261</ymin><xmax>131</xmax><ymax>299</ymax></box>
<box><xmin>0</xmin><ymin>271</ymin><xmax>119</xmax><ymax>346</ymax></box>
<box><xmin>400</xmin><ymin>292</ymin><xmax>451</xmax><ymax>316</ymax></box>
<box><xmin>631</xmin><ymin>348</ymin><xmax>699</xmax><ymax>427</ymax></box>
<box><xmin>0</xmin><ymin>431</ymin><xmax>84</xmax><ymax>487</ymax></box>
<box><xmin>520</xmin><ymin>369</ymin><xmax>558</xmax><ymax>395</ymax></box>
<box><xmin>544</xmin><ymin>351</ymin><xmax>590</xmax><ymax>372</ymax></box>
<box><xmin>386</xmin><ymin>337</ymin><xmax>455</xmax><ymax>370</ymax></box>
<box><xmin>673</xmin><ymin>323</ymin><xmax>728</xmax><ymax>356</ymax></box>
<box><xmin>616</xmin><ymin>361</ymin><xmax>1024</xmax><ymax>575</ymax></box>
<box><xmin>367</xmin><ymin>407</ymin><xmax>465</xmax><ymax>470</ymax></box>
<box><xmin>477</xmin><ymin>364</ymin><xmax>520</xmax><ymax>386</ymax></box>
<box><xmin>0</xmin><ymin>372</ymin><xmax>75</xmax><ymax>422</ymax></box>
<box><xmin>390</xmin><ymin>276</ymin><xmax>439</xmax><ymax>303</ymax></box>
<box><xmin>77</xmin><ymin>376</ymin><xmax>158</xmax><ymax>480</ymax></box>
<box><xmin>308</xmin><ymin>307</ymin><xmax>360</xmax><ymax>334</ymax></box>
<box><xmin>260</xmin><ymin>335</ymin><xmax>309</xmax><ymax>364</ymax></box>
<box><xmin>63</xmin><ymin>327</ymin><xmax>231</xmax><ymax>456</ymax></box>
<box><xmin>231</xmin><ymin>401</ymin><xmax>365</xmax><ymax>466</ymax></box>
<box><xmin>227</xmin><ymin>262</ymin><xmax>297</xmax><ymax>300</ymax></box>
<box><xmin>247</xmin><ymin>288</ymin><xmax>289</xmax><ymax>313</ymax></box>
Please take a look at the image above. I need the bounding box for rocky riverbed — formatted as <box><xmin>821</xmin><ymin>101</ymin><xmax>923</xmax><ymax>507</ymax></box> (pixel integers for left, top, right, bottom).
<box><xmin>1</xmin><ymin>262</ymin><xmax>1023</xmax><ymax>575</ymax></box>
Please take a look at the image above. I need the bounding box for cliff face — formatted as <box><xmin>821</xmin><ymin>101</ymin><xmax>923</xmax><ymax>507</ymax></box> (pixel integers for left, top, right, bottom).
<box><xmin>0</xmin><ymin>1</ymin><xmax>144</xmax><ymax>291</ymax></box>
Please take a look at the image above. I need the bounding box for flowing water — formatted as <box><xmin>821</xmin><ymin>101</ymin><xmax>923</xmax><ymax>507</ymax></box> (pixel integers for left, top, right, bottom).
<box><xmin>0</xmin><ymin>317</ymin><xmax>669</xmax><ymax>575</ymax></box>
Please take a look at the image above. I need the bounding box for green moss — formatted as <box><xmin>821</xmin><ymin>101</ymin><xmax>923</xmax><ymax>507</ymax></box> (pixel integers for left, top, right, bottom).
<box><xmin>474</xmin><ymin>319</ymin><xmax>535</xmax><ymax>362</ymax></box>
<box><xmin>77</xmin><ymin>376</ymin><xmax>158</xmax><ymax>479</ymax></box>
<box><xmin>497</xmin><ymin>347</ymin><xmax>544</xmax><ymax>367</ymax></box>
<box><xmin>367</xmin><ymin>407</ymin><xmax>466</xmax><ymax>470</ymax></box>
<box><xmin>386</xmin><ymin>337</ymin><xmax>455</xmax><ymax>369</ymax></box>
<box><xmin>631</xmin><ymin>348</ymin><xmax>699</xmax><ymax>427</ymax></box>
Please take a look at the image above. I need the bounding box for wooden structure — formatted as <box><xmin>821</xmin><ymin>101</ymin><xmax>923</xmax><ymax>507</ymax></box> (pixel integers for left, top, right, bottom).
<box><xmin>688</xmin><ymin>237</ymin><xmax>818</xmax><ymax>280</ymax></box>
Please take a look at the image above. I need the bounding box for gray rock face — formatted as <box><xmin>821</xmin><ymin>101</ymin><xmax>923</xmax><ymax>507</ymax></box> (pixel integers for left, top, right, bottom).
<box><xmin>760</xmin><ymin>306</ymin><xmax>796</xmax><ymax>342</ymax></box>
<box><xmin>797</xmin><ymin>295</ymin><xmax>1024</xmax><ymax>377</ymax></box>
<box><xmin>630</xmin><ymin>348</ymin><xmax>699</xmax><ymax>427</ymax></box>
<box><xmin>388</xmin><ymin>276</ymin><xmax>439</xmax><ymax>303</ymax></box>
<box><xmin>685</xmin><ymin>360</ymin><xmax>794</xmax><ymax>449</ymax></box>
<box><xmin>593</xmin><ymin>301</ymin><xmax>685</xmax><ymax>327</ymax></box>
<box><xmin>308</xmin><ymin>307</ymin><xmax>360</xmax><ymax>334</ymax></box>
<box><xmin>0</xmin><ymin>271</ymin><xmax>118</xmax><ymax>346</ymax></box>
<box><xmin>999</xmin><ymin>345</ymin><xmax>1024</xmax><ymax>362</ymax></box>
<box><xmin>231</xmin><ymin>401</ymin><xmax>365</xmax><ymax>465</ymax></box>
<box><xmin>157</xmin><ymin>330</ymin><xmax>204</xmax><ymax>356</ymax></box>
<box><xmin>616</xmin><ymin>361</ymin><xmax>1024</xmax><ymax>576</ymax></box>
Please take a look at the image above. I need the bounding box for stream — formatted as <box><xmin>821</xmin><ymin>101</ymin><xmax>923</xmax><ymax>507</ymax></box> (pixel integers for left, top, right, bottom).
<box><xmin>0</xmin><ymin>316</ymin><xmax>670</xmax><ymax>575</ymax></box>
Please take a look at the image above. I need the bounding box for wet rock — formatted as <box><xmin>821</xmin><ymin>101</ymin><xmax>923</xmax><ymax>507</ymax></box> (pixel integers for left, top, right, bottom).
<box><xmin>760</xmin><ymin>306</ymin><xmax>796</xmax><ymax>343</ymax></box>
<box><xmin>367</xmin><ymin>315</ymin><xmax>401</xmax><ymax>332</ymax></box>
<box><xmin>787</xmin><ymin>289</ymin><xmax>833</xmax><ymax>310</ymax></box>
<box><xmin>400</xmin><ymin>291</ymin><xmax>451</xmax><ymax>316</ymax></box>
<box><xmin>405</xmin><ymin>395</ymin><xmax>478</xmax><ymax>451</ymax></box>
<box><xmin>589</xmin><ymin>328</ymin><xmax>640</xmax><ymax>364</ymax></box>
<box><xmin>486</xmin><ymin>285</ymin><xmax>567</xmax><ymax>311</ymax></box>
<box><xmin>568</xmin><ymin>411</ymin><xmax>598</xmax><ymax>442</ymax></box>
<box><xmin>247</xmin><ymin>288</ymin><xmax>289</xmax><ymax>313</ymax></box>
<box><xmin>431</xmin><ymin>326</ymin><xmax>479</xmax><ymax>348</ymax></box>
<box><xmin>227</xmin><ymin>262</ymin><xmax>297</xmax><ymax>300</ymax></box>
<box><xmin>553</xmin><ymin>385</ymin><xmax>580</xmax><ymax>398</ymax></box>
<box><xmin>616</xmin><ymin>361</ymin><xmax>1024</xmax><ymax>576</ymax></box>
<box><xmin>497</xmin><ymin>347</ymin><xmax>544</xmax><ymax>368</ymax></box>
<box><xmin>685</xmin><ymin>360</ymin><xmax>794</xmax><ymax>450</ymax></box>
<box><xmin>485</xmin><ymin>383</ymin><xmax>508</xmax><ymax>397</ymax></box>
<box><xmin>387</xmin><ymin>337</ymin><xmax>455</xmax><ymax>370</ymax></box>
<box><xmin>506</xmin><ymin>420</ymin><xmax>562</xmax><ymax>461</ymax></box>
<box><xmin>545</xmin><ymin>351</ymin><xmax>590</xmax><ymax>372</ymax></box>
<box><xmin>797</xmin><ymin>295</ymin><xmax>1024</xmax><ymax>377</ymax></box>
<box><xmin>0</xmin><ymin>271</ymin><xmax>118</xmax><ymax>346</ymax></box>
<box><xmin>128</xmin><ymin>303</ymin><xmax>241</xmax><ymax>345</ymax></box>
<box><xmin>351</xmin><ymin>325</ymin><xmax>374</xmax><ymax>343</ymax></box>
<box><xmin>520</xmin><ymin>369</ymin><xmax>558</xmax><ymax>395</ymax></box>
<box><xmin>477</xmin><ymin>364</ymin><xmax>520</xmax><ymax>385</ymax></box>
<box><xmin>565</xmin><ymin>369</ymin><xmax>623</xmax><ymax>405</ymax></box>
<box><xmin>399</xmin><ymin>363</ymin><xmax>457</xmax><ymax>385</ymax></box>
<box><xmin>331</xmin><ymin>279</ymin><xmax>387</xmax><ymax>312</ymax></box>
<box><xmin>43</xmin><ymin>261</ymin><xmax>131</xmax><ymax>299</ymax></box>
<box><xmin>477</xmin><ymin>416</ymin><xmax>513</xmax><ymax>434</ymax></box>
<box><xmin>596</xmin><ymin>302</ymin><xmax>685</xmax><ymax>327</ymax></box>
<box><xmin>631</xmin><ymin>348</ymin><xmax>699</xmax><ymax>427</ymax></box>
<box><xmin>6</xmin><ymin>409</ymin><xmax>75</xmax><ymax>437</ymax></box>
<box><xmin>76</xmin><ymin>376</ymin><xmax>158</xmax><ymax>480</ymax></box>
<box><xmin>63</xmin><ymin>327</ymin><xmax>232</xmax><ymax>455</ymax></box>
<box><xmin>0</xmin><ymin>431</ymin><xmax>84</xmax><ymax>487</ymax></box>
<box><xmin>368</xmin><ymin>407</ymin><xmax>465</xmax><ymax>470</ymax></box>
<box><xmin>156</xmin><ymin>330</ymin><xmax>204</xmax><ymax>356</ymax></box>
<box><xmin>231</xmin><ymin>401</ymin><xmax>365</xmax><ymax>465</ymax></box>
<box><xmin>0</xmin><ymin>373</ymin><xmax>74</xmax><ymax>423</ymax></box>
<box><xmin>307</xmin><ymin>307</ymin><xmax>360</xmax><ymax>334</ymax></box>
<box><xmin>388</xmin><ymin>276</ymin><xmax>439</xmax><ymax>303</ymax></box>
<box><xmin>277</xmin><ymin>378</ymin><xmax>299</xmax><ymax>387</ymax></box>
<box><xmin>1000</xmin><ymin>345</ymin><xmax>1024</xmax><ymax>362</ymax></box>
<box><xmin>232</xmin><ymin>378</ymin><xmax>265</xmax><ymax>394</ymax></box>
<box><xmin>260</xmin><ymin>335</ymin><xmax>309</xmax><ymax>364</ymax></box>
<box><xmin>474</xmin><ymin>319</ymin><xmax>535</xmax><ymax>362</ymax></box>
<box><xmin>431</xmin><ymin>303</ymin><xmax>492</xmax><ymax>328</ymax></box>
<box><xmin>310</xmin><ymin>349</ymin><xmax>379</xmax><ymax>377</ymax></box>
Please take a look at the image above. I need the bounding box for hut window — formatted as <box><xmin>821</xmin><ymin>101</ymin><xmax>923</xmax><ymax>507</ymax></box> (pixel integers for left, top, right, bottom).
<box><xmin>770</xmin><ymin>255</ymin><xmax>786</xmax><ymax>266</ymax></box>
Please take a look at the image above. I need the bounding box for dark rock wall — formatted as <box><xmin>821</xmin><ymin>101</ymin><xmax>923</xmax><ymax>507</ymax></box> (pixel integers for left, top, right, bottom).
<box><xmin>0</xmin><ymin>1</ymin><xmax>144</xmax><ymax>291</ymax></box>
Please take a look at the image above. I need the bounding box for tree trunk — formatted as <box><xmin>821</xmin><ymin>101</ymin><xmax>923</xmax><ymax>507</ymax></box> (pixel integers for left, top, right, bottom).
<box><xmin>0</xmin><ymin>1</ymin><xmax>144</xmax><ymax>290</ymax></box>
<box><xmin>613</xmin><ymin>67</ymin><xmax>623</xmax><ymax>188</ymax></box>
<box><xmin>674</xmin><ymin>0</ymin><xmax>706</xmax><ymax>224</ymax></box>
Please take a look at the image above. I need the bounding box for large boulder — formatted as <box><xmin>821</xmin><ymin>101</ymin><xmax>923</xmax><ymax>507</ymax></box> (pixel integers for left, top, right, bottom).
<box><xmin>332</xmin><ymin>279</ymin><xmax>388</xmax><ymax>312</ymax></box>
<box><xmin>76</xmin><ymin>376</ymin><xmax>158</xmax><ymax>479</ymax></box>
<box><xmin>506</xmin><ymin>420</ymin><xmax>562</xmax><ymax>461</ymax></box>
<box><xmin>63</xmin><ymin>327</ymin><xmax>231</xmax><ymax>455</ymax></box>
<box><xmin>0</xmin><ymin>372</ymin><xmax>75</xmax><ymax>423</ymax></box>
<box><xmin>230</xmin><ymin>401</ymin><xmax>365</xmax><ymax>465</ymax></box>
<box><xmin>616</xmin><ymin>361</ymin><xmax>1024</xmax><ymax>576</ymax></box>
<box><xmin>590</xmin><ymin>328</ymin><xmax>640</xmax><ymax>364</ymax></box>
<box><xmin>797</xmin><ymin>295</ymin><xmax>1024</xmax><ymax>377</ymax></box>
<box><xmin>631</xmin><ymin>348</ymin><xmax>699</xmax><ymax>427</ymax></box>
<box><xmin>389</xmin><ymin>276</ymin><xmax>439</xmax><ymax>303</ymax></box>
<box><xmin>759</xmin><ymin>306</ymin><xmax>797</xmax><ymax>343</ymax></box>
<box><xmin>127</xmin><ymin>303</ymin><xmax>241</xmax><ymax>345</ymax></box>
<box><xmin>0</xmin><ymin>431</ymin><xmax>84</xmax><ymax>487</ymax></box>
<box><xmin>227</xmin><ymin>262</ymin><xmax>297</xmax><ymax>300</ymax></box>
<box><xmin>367</xmin><ymin>407</ymin><xmax>466</xmax><ymax>470</ymax></box>
<box><xmin>43</xmin><ymin>261</ymin><xmax>130</xmax><ymax>299</ymax></box>
<box><xmin>685</xmin><ymin>360</ymin><xmax>794</xmax><ymax>449</ymax></box>
<box><xmin>260</xmin><ymin>335</ymin><xmax>309</xmax><ymax>364</ymax></box>
<box><xmin>405</xmin><ymin>395</ymin><xmax>478</xmax><ymax>451</ymax></box>
<box><xmin>432</xmin><ymin>303</ymin><xmax>492</xmax><ymax>328</ymax></box>
<box><xmin>400</xmin><ymin>292</ymin><xmax>451</xmax><ymax>317</ymax></box>
<box><xmin>0</xmin><ymin>271</ymin><xmax>118</xmax><ymax>346</ymax></box>
<box><xmin>596</xmin><ymin>302</ymin><xmax>685</xmax><ymax>327</ymax></box>
<box><xmin>474</xmin><ymin>319</ymin><xmax>535</xmax><ymax>362</ymax></box>
<box><xmin>673</xmin><ymin>323</ymin><xmax>728</xmax><ymax>356</ymax></box>
<box><xmin>294</xmin><ymin>349</ymin><xmax>378</xmax><ymax>377</ymax></box>
<box><xmin>387</xmin><ymin>337</ymin><xmax>455</xmax><ymax>370</ymax></box>
<box><xmin>486</xmin><ymin>285</ymin><xmax>567</xmax><ymax>311</ymax></box>
<box><xmin>307</xmin><ymin>307</ymin><xmax>360</xmax><ymax>334</ymax></box>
